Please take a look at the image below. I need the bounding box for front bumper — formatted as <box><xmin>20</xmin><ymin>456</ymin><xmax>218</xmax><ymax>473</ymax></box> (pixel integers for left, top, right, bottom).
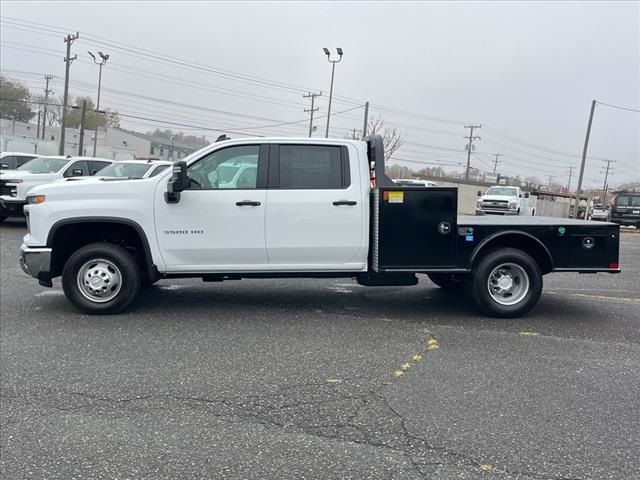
<box><xmin>20</xmin><ymin>244</ymin><xmax>53</xmax><ymax>285</ymax></box>
<box><xmin>475</xmin><ymin>209</ymin><xmax>518</xmax><ymax>216</ymax></box>
<box><xmin>0</xmin><ymin>197</ymin><xmax>26</xmax><ymax>217</ymax></box>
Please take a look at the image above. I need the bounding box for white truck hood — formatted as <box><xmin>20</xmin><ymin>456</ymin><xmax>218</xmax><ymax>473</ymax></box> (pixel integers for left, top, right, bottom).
<box><xmin>0</xmin><ymin>170</ymin><xmax>58</xmax><ymax>182</ymax></box>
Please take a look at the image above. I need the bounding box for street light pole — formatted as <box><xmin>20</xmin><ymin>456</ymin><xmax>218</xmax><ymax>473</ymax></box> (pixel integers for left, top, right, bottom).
<box><xmin>89</xmin><ymin>51</ymin><xmax>109</xmax><ymax>157</ymax></box>
<box><xmin>323</xmin><ymin>48</ymin><xmax>343</xmax><ymax>138</ymax></box>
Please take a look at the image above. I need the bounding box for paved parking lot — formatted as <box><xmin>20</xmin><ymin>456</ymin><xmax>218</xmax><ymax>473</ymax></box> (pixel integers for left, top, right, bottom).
<box><xmin>1</xmin><ymin>219</ymin><xmax>639</xmax><ymax>479</ymax></box>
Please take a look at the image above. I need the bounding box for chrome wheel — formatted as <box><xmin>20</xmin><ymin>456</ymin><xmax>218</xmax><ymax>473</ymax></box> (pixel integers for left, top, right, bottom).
<box><xmin>76</xmin><ymin>258</ymin><xmax>123</xmax><ymax>303</ymax></box>
<box><xmin>487</xmin><ymin>263</ymin><xmax>530</xmax><ymax>306</ymax></box>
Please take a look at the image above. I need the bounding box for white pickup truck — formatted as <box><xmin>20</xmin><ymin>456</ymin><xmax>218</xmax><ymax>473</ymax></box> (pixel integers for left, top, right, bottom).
<box><xmin>19</xmin><ymin>136</ymin><xmax>620</xmax><ymax>318</ymax></box>
<box><xmin>0</xmin><ymin>156</ymin><xmax>113</xmax><ymax>222</ymax></box>
<box><xmin>476</xmin><ymin>186</ymin><xmax>537</xmax><ymax>216</ymax></box>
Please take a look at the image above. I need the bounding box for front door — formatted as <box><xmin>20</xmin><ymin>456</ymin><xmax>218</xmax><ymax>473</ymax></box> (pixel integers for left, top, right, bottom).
<box><xmin>155</xmin><ymin>144</ymin><xmax>269</xmax><ymax>272</ymax></box>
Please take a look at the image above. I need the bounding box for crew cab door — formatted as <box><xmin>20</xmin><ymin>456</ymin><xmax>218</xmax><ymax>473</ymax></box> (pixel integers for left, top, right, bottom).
<box><xmin>265</xmin><ymin>143</ymin><xmax>366</xmax><ymax>270</ymax></box>
<box><xmin>154</xmin><ymin>144</ymin><xmax>269</xmax><ymax>271</ymax></box>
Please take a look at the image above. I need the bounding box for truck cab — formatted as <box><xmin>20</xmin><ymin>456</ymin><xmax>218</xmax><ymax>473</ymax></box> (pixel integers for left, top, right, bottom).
<box><xmin>19</xmin><ymin>136</ymin><xmax>619</xmax><ymax>318</ymax></box>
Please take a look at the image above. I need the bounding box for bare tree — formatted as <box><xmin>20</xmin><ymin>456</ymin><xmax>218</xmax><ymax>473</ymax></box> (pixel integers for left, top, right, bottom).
<box><xmin>345</xmin><ymin>115</ymin><xmax>406</xmax><ymax>160</ymax></box>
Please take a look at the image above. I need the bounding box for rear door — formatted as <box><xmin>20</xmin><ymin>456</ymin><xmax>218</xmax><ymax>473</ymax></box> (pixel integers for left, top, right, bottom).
<box><xmin>265</xmin><ymin>143</ymin><xmax>365</xmax><ymax>269</ymax></box>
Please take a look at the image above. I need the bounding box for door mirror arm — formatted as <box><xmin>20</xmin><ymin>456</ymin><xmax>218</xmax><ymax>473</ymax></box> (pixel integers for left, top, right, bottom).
<box><xmin>165</xmin><ymin>161</ymin><xmax>189</xmax><ymax>204</ymax></box>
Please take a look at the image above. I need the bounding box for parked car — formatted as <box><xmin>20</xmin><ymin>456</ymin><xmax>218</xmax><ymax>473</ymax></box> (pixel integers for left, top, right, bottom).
<box><xmin>393</xmin><ymin>179</ymin><xmax>439</xmax><ymax>188</ymax></box>
<box><xmin>20</xmin><ymin>136</ymin><xmax>620</xmax><ymax>318</ymax></box>
<box><xmin>610</xmin><ymin>191</ymin><xmax>640</xmax><ymax>227</ymax></box>
<box><xmin>61</xmin><ymin>160</ymin><xmax>173</xmax><ymax>182</ymax></box>
<box><xmin>0</xmin><ymin>156</ymin><xmax>113</xmax><ymax>222</ymax></box>
<box><xmin>0</xmin><ymin>152</ymin><xmax>39</xmax><ymax>170</ymax></box>
<box><xmin>590</xmin><ymin>204</ymin><xmax>611</xmax><ymax>222</ymax></box>
<box><xmin>476</xmin><ymin>186</ymin><xmax>537</xmax><ymax>216</ymax></box>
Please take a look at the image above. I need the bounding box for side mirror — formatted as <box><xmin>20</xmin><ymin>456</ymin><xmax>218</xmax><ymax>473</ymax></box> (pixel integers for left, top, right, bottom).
<box><xmin>524</xmin><ymin>192</ymin><xmax>530</xmax><ymax>199</ymax></box>
<box><xmin>72</xmin><ymin>169</ymin><xmax>84</xmax><ymax>177</ymax></box>
<box><xmin>165</xmin><ymin>161</ymin><xmax>189</xmax><ymax>203</ymax></box>
<box><xmin>477</xmin><ymin>190</ymin><xmax>483</xmax><ymax>197</ymax></box>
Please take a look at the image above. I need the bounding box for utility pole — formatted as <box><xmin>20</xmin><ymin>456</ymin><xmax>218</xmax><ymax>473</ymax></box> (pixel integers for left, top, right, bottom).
<box><xmin>36</xmin><ymin>110</ymin><xmax>41</xmax><ymax>139</ymax></box>
<box><xmin>547</xmin><ymin>175</ymin><xmax>555</xmax><ymax>191</ymax></box>
<box><xmin>600</xmin><ymin>159</ymin><xmax>615</xmax><ymax>203</ymax></box>
<box><xmin>42</xmin><ymin>74</ymin><xmax>53</xmax><ymax>140</ymax></box>
<box><xmin>567</xmin><ymin>166</ymin><xmax>575</xmax><ymax>193</ymax></box>
<box><xmin>322</xmin><ymin>47</ymin><xmax>343</xmax><ymax>138</ymax></box>
<box><xmin>492</xmin><ymin>153</ymin><xmax>503</xmax><ymax>173</ymax></box>
<box><xmin>59</xmin><ymin>32</ymin><xmax>79</xmax><ymax>155</ymax></box>
<box><xmin>78</xmin><ymin>99</ymin><xmax>87</xmax><ymax>156</ymax></box>
<box><xmin>303</xmin><ymin>91</ymin><xmax>322</xmax><ymax>137</ymax></box>
<box><xmin>89</xmin><ymin>51</ymin><xmax>110</xmax><ymax>157</ymax></box>
<box><xmin>572</xmin><ymin>99</ymin><xmax>596</xmax><ymax>218</ymax></box>
<box><xmin>362</xmin><ymin>101</ymin><xmax>370</xmax><ymax>137</ymax></box>
<box><xmin>463</xmin><ymin>125</ymin><xmax>481</xmax><ymax>181</ymax></box>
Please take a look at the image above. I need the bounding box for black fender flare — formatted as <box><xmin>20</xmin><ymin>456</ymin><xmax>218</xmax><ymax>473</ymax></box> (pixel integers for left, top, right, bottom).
<box><xmin>46</xmin><ymin>217</ymin><xmax>158</xmax><ymax>279</ymax></box>
<box><xmin>468</xmin><ymin>230</ymin><xmax>554</xmax><ymax>272</ymax></box>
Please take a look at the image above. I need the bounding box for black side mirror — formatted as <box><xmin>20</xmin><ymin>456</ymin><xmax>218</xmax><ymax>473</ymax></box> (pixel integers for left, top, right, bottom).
<box><xmin>524</xmin><ymin>192</ymin><xmax>530</xmax><ymax>199</ymax></box>
<box><xmin>165</xmin><ymin>161</ymin><xmax>189</xmax><ymax>203</ymax></box>
<box><xmin>72</xmin><ymin>169</ymin><xmax>84</xmax><ymax>176</ymax></box>
<box><xmin>477</xmin><ymin>190</ymin><xmax>483</xmax><ymax>197</ymax></box>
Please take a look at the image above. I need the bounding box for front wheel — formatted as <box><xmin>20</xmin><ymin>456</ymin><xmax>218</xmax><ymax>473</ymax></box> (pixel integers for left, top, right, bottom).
<box><xmin>469</xmin><ymin>248</ymin><xmax>542</xmax><ymax>318</ymax></box>
<box><xmin>62</xmin><ymin>242</ymin><xmax>141</xmax><ymax>314</ymax></box>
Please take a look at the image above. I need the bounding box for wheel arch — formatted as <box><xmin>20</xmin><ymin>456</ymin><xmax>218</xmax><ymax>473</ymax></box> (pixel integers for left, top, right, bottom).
<box><xmin>46</xmin><ymin>217</ymin><xmax>157</xmax><ymax>280</ymax></box>
<box><xmin>469</xmin><ymin>230</ymin><xmax>554</xmax><ymax>274</ymax></box>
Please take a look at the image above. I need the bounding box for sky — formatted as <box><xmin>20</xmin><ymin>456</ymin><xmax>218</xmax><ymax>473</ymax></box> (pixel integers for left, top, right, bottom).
<box><xmin>1</xmin><ymin>1</ymin><xmax>638</xmax><ymax>188</ymax></box>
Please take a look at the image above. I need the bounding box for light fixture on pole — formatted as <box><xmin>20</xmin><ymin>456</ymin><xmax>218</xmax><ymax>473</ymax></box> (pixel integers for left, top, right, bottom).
<box><xmin>323</xmin><ymin>47</ymin><xmax>343</xmax><ymax>138</ymax></box>
<box><xmin>88</xmin><ymin>50</ymin><xmax>109</xmax><ymax>157</ymax></box>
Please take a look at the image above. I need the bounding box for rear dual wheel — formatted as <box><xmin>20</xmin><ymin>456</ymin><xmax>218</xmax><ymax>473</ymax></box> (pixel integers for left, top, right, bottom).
<box><xmin>469</xmin><ymin>248</ymin><xmax>542</xmax><ymax>318</ymax></box>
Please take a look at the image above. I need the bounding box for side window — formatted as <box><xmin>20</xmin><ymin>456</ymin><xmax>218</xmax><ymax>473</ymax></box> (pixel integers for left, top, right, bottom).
<box><xmin>148</xmin><ymin>165</ymin><xmax>169</xmax><ymax>177</ymax></box>
<box><xmin>17</xmin><ymin>156</ymin><xmax>36</xmax><ymax>167</ymax></box>
<box><xmin>278</xmin><ymin>145</ymin><xmax>346</xmax><ymax>189</ymax></box>
<box><xmin>63</xmin><ymin>161</ymin><xmax>89</xmax><ymax>177</ymax></box>
<box><xmin>88</xmin><ymin>161</ymin><xmax>111</xmax><ymax>175</ymax></box>
<box><xmin>186</xmin><ymin>145</ymin><xmax>260</xmax><ymax>190</ymax></box>
<box><xmin>1</xmin><ymin>156</ymin><xmax>17</xmax><ymax>169</ymax></box>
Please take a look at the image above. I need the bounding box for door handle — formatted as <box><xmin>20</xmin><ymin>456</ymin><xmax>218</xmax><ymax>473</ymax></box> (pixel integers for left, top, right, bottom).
<box><xmin>333</xmin><ymin>200</ymin><xmax>357</xmax><ymax>206</ymax></box>
<box><xmin>236</xmin><ymin>200</ymin><xmax>261</xmax><ymax>206</ymax></box>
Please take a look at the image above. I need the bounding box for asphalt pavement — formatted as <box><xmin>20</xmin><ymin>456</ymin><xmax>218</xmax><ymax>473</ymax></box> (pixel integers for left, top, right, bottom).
<box><xmin>1</xmin><ymin>218</ymin><xmax>639</xmax><ymax>480</ymax></box>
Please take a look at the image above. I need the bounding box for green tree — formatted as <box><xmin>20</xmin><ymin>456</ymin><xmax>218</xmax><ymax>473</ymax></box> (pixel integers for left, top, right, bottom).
<box><xmin>0</xmin><ymin>75</ymin><xmax>35</xmax><ymax>122</ymax></box>
<box><xmin>64</xmin><ymin>96</ymin><xmax>120</xmax><ymax>129</ymax></box>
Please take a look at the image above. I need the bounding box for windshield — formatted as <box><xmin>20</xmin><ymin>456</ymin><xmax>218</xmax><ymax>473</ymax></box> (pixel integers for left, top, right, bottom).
<box><xmin>485</xmin><ymin>187</ymin><xmax>518</xmax><ymax>196</ymax></box>
<box><xmin>17</xmin><ymin>157</ymin><xmax>69</xmax><ymax>173</ymax></box>
<box><xmin>98</xmin><ymin>163</ymin><xmax>152</xmax><ymax>178</ymax></box>
<box><xmin>615</xmin><ymin>195</ymin><xmax>640</xmax><ymax>207</ymax></box>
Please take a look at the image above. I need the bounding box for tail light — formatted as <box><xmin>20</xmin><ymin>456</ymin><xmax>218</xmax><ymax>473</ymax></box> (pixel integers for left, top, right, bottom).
<box><xmin>609</xmin><ymin>262</ymin><xmax>619</xmax><ymax>269</ymax></box>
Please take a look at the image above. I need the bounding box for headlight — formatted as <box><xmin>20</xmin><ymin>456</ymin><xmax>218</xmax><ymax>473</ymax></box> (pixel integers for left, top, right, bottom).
<box><xmin>509</xmin><ymin>201</ymin><xmax>517</xmax><ymax>208</ymax></box>
<box><xmin>27</xmin><ymin>195</ymin><xmax>46</xmax><ymax>205</ymax></box>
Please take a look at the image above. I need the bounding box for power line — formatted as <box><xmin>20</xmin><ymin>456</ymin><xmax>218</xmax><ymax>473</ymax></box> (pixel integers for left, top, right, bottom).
<box><xmin>596</xmin><ymin>101</ymin><xmax>640</xmax><ymax>113</ymax></box>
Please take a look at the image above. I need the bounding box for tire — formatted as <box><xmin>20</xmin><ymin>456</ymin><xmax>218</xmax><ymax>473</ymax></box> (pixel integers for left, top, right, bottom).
<box><xmin>469</xmin><ymin>248</ymin><xmax>542</xmax><ymax>318</ymax></box>
<box><xmin>62</xmin><ymin>242</ymin><xmax>141</xmax><ymax>314</ymax></box>
<box><xmin>531</xmin><ymin>210</ymin><xmax>535</xmax><ymax>216</ymax></box>
<box><xmin>427</xmin><ymin>273</ymin><xmax>465</xmax><ymax>292</ymax></box>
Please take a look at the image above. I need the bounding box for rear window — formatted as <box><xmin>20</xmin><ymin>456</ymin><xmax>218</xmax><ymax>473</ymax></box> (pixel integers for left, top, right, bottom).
<box><xmin>278</xmin><ymin>145</ymin><xmax>346</xmax><ymax>189</ymax></box>
<box><xmin>615</xmin><ymin>195</ymin><xmax>640</xmax><ymax>207</ymax></box>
